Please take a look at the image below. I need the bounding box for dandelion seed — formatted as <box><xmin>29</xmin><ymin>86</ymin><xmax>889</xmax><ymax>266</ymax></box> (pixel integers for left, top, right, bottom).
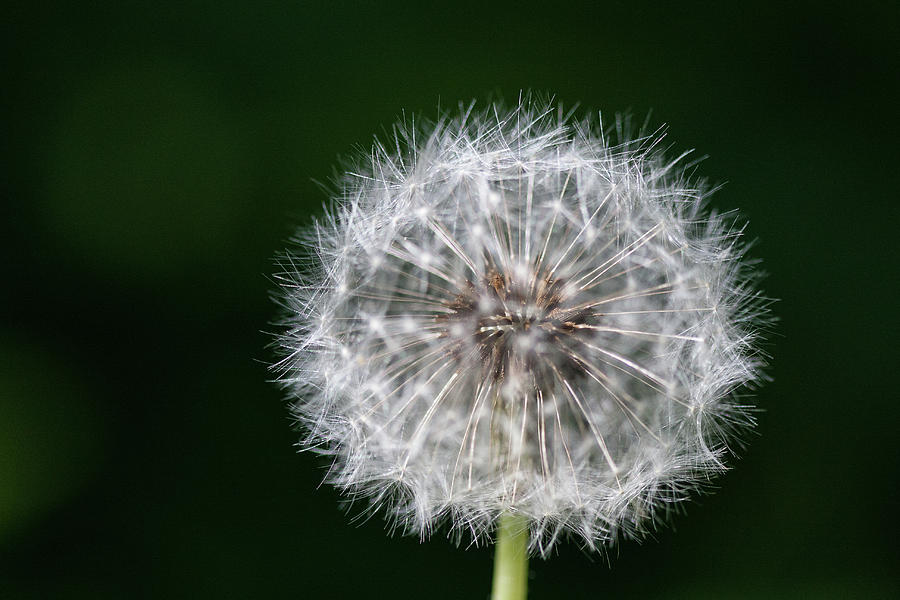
<box><xmin>271</xmin><ymin>98</ymin><xmax>770</xmax><ymax>563</ymax></box>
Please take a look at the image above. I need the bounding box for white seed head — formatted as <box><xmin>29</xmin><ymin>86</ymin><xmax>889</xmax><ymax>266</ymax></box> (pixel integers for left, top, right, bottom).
<box><xmin>272</xmin><ymin>99</ymin><xmax>769</xmax><ymax>555</ymax></box>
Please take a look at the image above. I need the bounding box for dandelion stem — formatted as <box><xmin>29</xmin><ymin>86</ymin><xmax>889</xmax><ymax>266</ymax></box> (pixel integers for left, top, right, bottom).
<box><xmin>491</xmin><ymin>512</ymin><xmax>529</xmax><ymax>600</ymax></box>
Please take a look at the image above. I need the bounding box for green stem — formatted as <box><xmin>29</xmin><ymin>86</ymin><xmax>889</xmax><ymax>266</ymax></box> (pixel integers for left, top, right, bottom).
<box><xmin>491</xmin><ymin>513</ymin><xmax>529</xmax><ymax>600</ymax></box>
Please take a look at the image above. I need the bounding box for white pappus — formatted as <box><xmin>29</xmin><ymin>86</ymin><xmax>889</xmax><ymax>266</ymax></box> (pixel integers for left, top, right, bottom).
<box><xmin>272</xmin><ymin>98</ymin><xmax>769</xmax><ymax>556</ymax></box>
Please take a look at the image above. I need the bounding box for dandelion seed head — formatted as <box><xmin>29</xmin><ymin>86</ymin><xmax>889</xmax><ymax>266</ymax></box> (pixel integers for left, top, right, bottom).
<box><xmin>272</xmin><ymin>97</ymin><xmax>770</xmax><ymax>555</ymax></box>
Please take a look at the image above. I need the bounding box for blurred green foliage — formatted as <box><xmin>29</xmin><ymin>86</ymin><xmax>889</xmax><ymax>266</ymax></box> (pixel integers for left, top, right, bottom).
<box><xmin>42</xmin><ymin>59</ymin><xmax>252</xmax><ymax>278</ymax></box>
<box><xmin>0</xmin><ymin>340</ymin><xmax>102</xmax><ymax>542</ymax></box>
<box><xmin>2</xmin><ymin>1</ymin><xmax>897</xmax><ymax>598</ymax></box>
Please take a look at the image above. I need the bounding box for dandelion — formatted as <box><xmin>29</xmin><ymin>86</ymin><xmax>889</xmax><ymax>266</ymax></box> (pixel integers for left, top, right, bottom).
<box><xmin>272</xmin><ymin>97</ymin><xmax>769</xmax><ymax>598</ymax></box>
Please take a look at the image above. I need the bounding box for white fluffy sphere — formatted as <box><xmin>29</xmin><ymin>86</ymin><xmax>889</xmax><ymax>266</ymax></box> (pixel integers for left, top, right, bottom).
<box><xmin>273</xmin><ymin>99</ymin><xmax>768</xmax><ymax>555</ymax></box>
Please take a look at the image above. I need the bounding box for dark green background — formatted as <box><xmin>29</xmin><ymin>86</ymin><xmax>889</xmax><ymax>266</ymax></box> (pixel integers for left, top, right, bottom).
<box><xmin>3</xmin><ymin>1</ymin><xmax>898</xmax><ymax>598</ymax></box>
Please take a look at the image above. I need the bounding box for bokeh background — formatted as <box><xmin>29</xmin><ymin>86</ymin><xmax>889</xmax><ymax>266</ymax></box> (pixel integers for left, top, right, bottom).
<box><xmin>3</xmin><ymin>1</ymin><xmax>898</xmax><ymax>598</ymax></box>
